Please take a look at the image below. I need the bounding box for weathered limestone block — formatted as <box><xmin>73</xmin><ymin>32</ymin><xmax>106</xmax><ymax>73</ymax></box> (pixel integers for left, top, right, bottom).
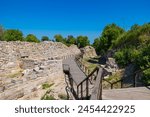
<box><xmin>80</xmin><ymin>46</ymin><xmax>97</xmax><ymax>58</ymax></box>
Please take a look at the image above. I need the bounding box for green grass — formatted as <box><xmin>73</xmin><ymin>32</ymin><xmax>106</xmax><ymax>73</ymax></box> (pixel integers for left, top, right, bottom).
<box><xmin>41</xmin><ymin>83</ymin><xmax>56</xmax><ymax>100</ymax></box>
<box><xmin>41</xmin><ymin>94</ymin><xmax>56</xmax><ymax>100</ymax></box>
<box><xmin>102</xmin><ymin>70</ymin><xmax>124</xmax><ymax>89</ymax></box>
<box><xmin>42</xmin><ymin>83</ymin><xmax>54</xmax><ymax>89</ymax></box>
<box><xmin>81</xmin><ymin>57</ymin><xmax>99</xmax><ymax>72</ymax></box>
<box><xmin>107</xmin><ymin>70</ymin><xmax>124</xmax><ymax>82</ymax></box>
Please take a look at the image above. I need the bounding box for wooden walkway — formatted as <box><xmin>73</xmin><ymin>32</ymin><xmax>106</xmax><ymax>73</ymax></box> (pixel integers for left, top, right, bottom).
<box><xmin>63</xmin><ymin>56</ymin><xmax>150</xmax><ymax>100</ymax></box>
<box><xmin>63</xmin><ymin>56</ymin><xmax>87</xmax><ymax>85</ymax></box>
<box><xmin>103</xmin><ymin>86</ymin><xmax>150</xmax><ymax>100</ymax></box>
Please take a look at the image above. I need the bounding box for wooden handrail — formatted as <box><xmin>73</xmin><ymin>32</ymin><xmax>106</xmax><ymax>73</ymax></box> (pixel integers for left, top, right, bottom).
<box><xmin>90</xmin><ymin>67</ymin><xmax>104</xmax><ymax>100</ymax></box>
<box><xmin>103</xmin><ymin>66</ymin><xmax>150</xmax><ymax>89</ymax></box>
<box><xmin>77</xmin><ymin>67</ymin><xmax>99</xmax><ymax>87</ymax></box>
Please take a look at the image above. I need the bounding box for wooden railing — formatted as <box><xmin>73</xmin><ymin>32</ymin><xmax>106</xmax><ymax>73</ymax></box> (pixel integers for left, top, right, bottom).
<box><xmin>63</xmin><ymin>55</ymin><xmax>103</xmax><ymax>100</ymax></box>
<box><xmin>103</xmin><ymin>66</ymin><xmax>150</xmax><ymax>89</ymax></box>
<box><xmin>75</xmin><ymin>56</ymin><xmax>91</xmax><ymax>76</ymax></box>
<box><xmin>90</xmin><ymin>67</ymin><xmax>104</xmax><ymax>100</ymax></box>
<box><xmin>74</xmin><ymin>55</ymin><xmax>104</xmax><ymax>100</ymax></box>
<box><xmin>76</xmin><ymin>67</ymin><xmax>99</xmax><ymax>99</ymax></box>
<box><xmin>63</xmin><ymin>54</ymin><xmax>150</xmax><ymax>100</ymax></box>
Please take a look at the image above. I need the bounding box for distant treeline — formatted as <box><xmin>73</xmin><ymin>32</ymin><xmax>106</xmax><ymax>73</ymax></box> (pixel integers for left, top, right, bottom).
<box><xmin>0</xmin><ymin>26</ymin><xmax>90</xmax><ymax>48</ymax></box>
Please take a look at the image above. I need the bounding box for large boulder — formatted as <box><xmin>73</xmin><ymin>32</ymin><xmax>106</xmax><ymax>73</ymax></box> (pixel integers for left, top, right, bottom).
<box><xmin>80</xmin><ymin>46</ymin><xmax>97</xmax><ymax>58</ymax></box>
<box><xmin>69</xmin><ymin>45</ymin><xmax>81</xmax><ymax>55</ymax></box>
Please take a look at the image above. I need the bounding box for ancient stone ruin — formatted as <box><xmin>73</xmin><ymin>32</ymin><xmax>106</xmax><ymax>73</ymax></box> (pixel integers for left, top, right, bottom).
<box><xmin>0</xmin><ymin>41</ymin><xmax>80</xmax><ymax>99</ymax></box>
<box><xmin>80</xmin><ymin>46</ymin><xmax>97</xmax><ymax>58</ymax></box>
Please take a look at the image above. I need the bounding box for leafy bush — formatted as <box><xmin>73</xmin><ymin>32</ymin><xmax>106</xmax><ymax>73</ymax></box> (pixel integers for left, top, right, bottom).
<box><xmin>114</xmin><ymin>51</ymin><xmax>126</xmax><ymax>67</ymax></box>
<box><xmin>142</xmin><ymin>68</ymin><xmax>150</xmax><ymax>85</ymax></box>
<box><xmin>41</xmin><ymin>36</ymin><xmax>49</xmax><ymax>41</ymax></box>
<box><xmin>77</xmin><ymin>36</ymin><xmax>90</xmax><ymax>48</ymax></box>
<box><xmin>3</xmin><ymin>29</ymin><xmax>24</xmax><ymax>41</ymax></box>
<box><xmin>93</xmin><ymin>23</ymin><xmax>125</xmax><ymax>54</ymax></box>
<box><xmin>25</xmin><ymin>34</ymin><xmax>40</xmax><ymax>43</ymax></box>
<box><xmin>0</xmin><ymin>26</ymin><xmax>4</xmax><ymax>41</ymax></box>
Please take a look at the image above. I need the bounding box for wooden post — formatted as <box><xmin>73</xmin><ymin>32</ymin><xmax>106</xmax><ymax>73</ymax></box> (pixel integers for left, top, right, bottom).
<box><xmin>86</xmin><ymin>79</ymin><xmax>89</xmax><ymax>99</ymax></box>
<box><xmin>111</xmin><ymin>84</ymin><xmax>113</xmax><ymax>89</ymax></box>
<box><xmin>77</xmin><ymin>87</ymin><xmax>79</xmax><ymax>100</ymax></box>
<box><xmin>81</xmin><ymin>83</ymin><xmax>83</xmax><ymax>99</ymax></box>
<box><xmin>121</xmin><ymin>80</ymin><xmax>123</xmax><ymax>88</ymax></box>
<box><xmin>134</xmin><ymin>75</ymin><xmax>136</xmax><ymax>87</ymax></box>
<box><xmin>90</xmin><ymin>68</ymin><xmax>103</xmax><ymax>100</ymax></box>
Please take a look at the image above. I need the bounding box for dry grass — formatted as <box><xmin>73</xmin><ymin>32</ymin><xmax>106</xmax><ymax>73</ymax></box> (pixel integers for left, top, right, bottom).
<box><xmin>102</xmin><ymin>70</ymin><xmax>124</xmax><ymax>89</ymax></box>
<box><xmin>81</xmin><ymin>57</ymin><xmax>99</xmax><ymax>72</ymax></box>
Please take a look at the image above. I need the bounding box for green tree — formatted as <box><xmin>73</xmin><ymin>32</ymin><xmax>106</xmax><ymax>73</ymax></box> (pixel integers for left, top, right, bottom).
<box><xmin>130</xmin><ymin>24</ymin><xmax>140</xmax><ymax>31</ymax></box>
<box><xmin>25</xmin><ymin>34</ymin><xmax>40</xmax><ymax>43</ymax></box>
<box><xmin>92</xmin><ymin>38</ymin><xmax>100</xmax><ymax>54</ymax></box>
<box><xmin>76</xmin><ymin>36</ymin><xmax>90</xmax><ymax>48</ymax></box>
<box><xmin>41</xmin><ymin>36</ymin><xmax>49</xmax><ymax>41</ymax></box>
<box><xmin>66</xmin><ymin>35</ymin><xmax>76</xmax><ymax>45</ymax></box>
<box><xmin>0</xmin><ymin>26</ymin><xmax>4</xmax><ymax>41</ymax></box>
<box><xmin>54</xmin><ymin>34</ymin><xmax>64</xmax><ymax>42</ymax></box>
<box><xmin>100</xmin><ymin>23</ymin><xmax>125</xmax><ymax>53</ymax></box>
<box><xmin>3</xmin><ymin>29</ymin><xmax>24</xmax><ymax>41</ymax></box>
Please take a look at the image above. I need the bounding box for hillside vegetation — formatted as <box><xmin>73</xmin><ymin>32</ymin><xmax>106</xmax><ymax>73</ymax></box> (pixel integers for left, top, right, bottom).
<box><xmin>93</xmin><ymin>23</ymin><xmax>150</xmax><ymax>84</ymax></box>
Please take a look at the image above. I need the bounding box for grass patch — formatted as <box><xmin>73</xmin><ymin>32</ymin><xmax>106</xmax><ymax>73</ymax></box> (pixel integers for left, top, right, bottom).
<box><xmin>6</xmin><ymin>69</ymin><xmax>23</xmax><ymax>78</ymax></box>
<box><xmin>41</xmin><ymin>94</ymin><xmax>56</xmax><ymax>100</ymax></box>
<box><xmin>41</xmin><ymin>83</ymin><xmax>56</xmax><ymax>100</ymax></box>
<box><xmin>81</xmin><ymin>57</ymin><xmax>99</xmax><ymax>72</ymax></box>
<box><xmin>107</xmin><ymin>70</ymin><xmax>124</xmax><ymax>82</ymax></box>
<box><xmin>58</xmin><ymin>93</ymin><xmax>68</xmax><ymax>100</ymax></box>
<box><xmin>42</xmin><ymin>83</ymin><xmax>54</xmax><ymax>89</ymax></box>
<box><xmin>102</xmin><ymin>70</ymin><xmax>124</xmax><ymax>89</ymax></box>
<box><xmin>41</xmin><ymin>89</ymin><xmax>56</xmax><ymax>100</ymax></box>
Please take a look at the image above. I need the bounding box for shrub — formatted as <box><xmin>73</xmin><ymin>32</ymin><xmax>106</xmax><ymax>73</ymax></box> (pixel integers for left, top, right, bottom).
<box><xmin>25</xmin><ymin>34</ymin><xmax>40</xmax><ymax>43</ymax></box>
<box><xmin>142</xmin><ymin>68</ymin><xmax>150</xmax><ymax>85</ymax></box>
<box><xmin>3</xmin><ymin>29</ymin><xmax>24</xmax><ymax>41</ymax></box>
<box><xmin>41</xmin><ymin>36</ymin><xmax>49</xmax><ymax>41</ymax></box>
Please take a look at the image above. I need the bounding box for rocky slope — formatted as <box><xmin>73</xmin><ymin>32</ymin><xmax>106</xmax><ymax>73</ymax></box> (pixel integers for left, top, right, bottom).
<box><xmin>0</xmin><ymin>41</ymin><xmax>80</xmax><ymax>99</ymax></box>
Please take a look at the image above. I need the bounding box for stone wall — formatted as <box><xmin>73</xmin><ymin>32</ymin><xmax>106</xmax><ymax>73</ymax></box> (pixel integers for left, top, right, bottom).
<box><xmin>80</xmin><ymin>46</ymin><xmax>97</xmax><ymax>58</ymax></box>
<box><xmin>0</xmin><ymin>41</ymin><xmax>81</xmax><ymax>99</ymax></box>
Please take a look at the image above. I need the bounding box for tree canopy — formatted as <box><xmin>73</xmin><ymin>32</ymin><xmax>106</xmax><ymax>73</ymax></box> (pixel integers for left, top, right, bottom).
<box><xmin>54</xmin><ymin>34</ymin><xmax>90</xmax><ymax>47</ymax></box>
<box><xmin>66</xmin><ymin>35</ymin><xmax>76</xmax><ymax>45</ymax></box>
<box><xmin>92</xmin><ymin>23</ymin><xmax>150</xmax><ymax>84</ymax></box>
<box><xmin>2</xmin><ymin>29</ymin><xmax>24</xmax><ymax>41</ymax></box>
<box><xmin>77</xmin><ymin>36</ymin><xmax>90</xmax><ymax>48</ymax></box>
<box><xmin>93</xmin><ymin>23</ymin><xmax>124</xmax><ymax>54</ymax></box>
<box><xmin>54</xmin><ymin>34</ymin><xmax>64</xmax><ymax>43</ymax></box>
<box><xmin>25</xmin><ymin>34</ymin><xmax>40</xmax><ymax>43</ymax></box>
<box><xmin>0</xmin><ymin>26</ymin><xmax>3</xmax><ymax>41</ymax></box>
<box><xmin>41</xmin><ymin>36</ymin><xmax>49</xmax><ymax>41</ymax></box>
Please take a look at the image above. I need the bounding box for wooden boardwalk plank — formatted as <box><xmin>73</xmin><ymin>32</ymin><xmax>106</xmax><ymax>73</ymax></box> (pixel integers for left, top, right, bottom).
<box><xmin>90</xmin><ymin>67</ymin><xmax>103</xmax><ymax>100</ymax></box>
<box><xmin>63</xmin><ymin>57</ymin><xmax>87</xmax><ymax>85</ymax></box>
<box><xmin>63</xmin><ymin>57</ymin><xmax>150</xmax><ymax>100</ymax></box>
<box><xmin>103</xmin><ymin>86</ymin><xmax>150</xmax><ymax>100</ymax></box>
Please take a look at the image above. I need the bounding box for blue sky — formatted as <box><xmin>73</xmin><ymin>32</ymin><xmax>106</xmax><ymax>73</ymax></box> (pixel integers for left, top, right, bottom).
<box><xmin>0</xmin><ymin>0</ymin><xmax>150</xmax><ymax>43</ymax></box>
